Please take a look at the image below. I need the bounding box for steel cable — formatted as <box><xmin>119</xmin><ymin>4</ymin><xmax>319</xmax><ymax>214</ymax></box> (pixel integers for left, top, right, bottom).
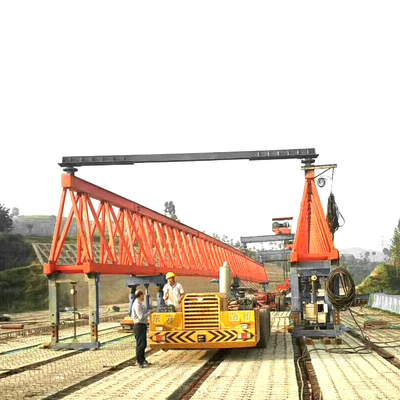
<box><xmin>326</xmin><ymin>267</ymin><xmax>356</xmax><ymax>311</ymax></box>
<box><xmin>326</xmin><ymin>193</ymin><xmax>345</xmax><ymax>238</ymax></box>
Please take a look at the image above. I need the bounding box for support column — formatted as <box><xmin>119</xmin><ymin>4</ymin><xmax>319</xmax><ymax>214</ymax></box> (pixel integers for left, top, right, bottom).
<box><xmin>331</xmin><ymin>272</ymin><xmax>340</xmax><ymax>326</ymax></box>
<box><xmin>324</xmin><ymin>263</ymin><xmax>340</xmax><ymax>325</ymax></box>
<box><xmin>128</xmin><ymin>286</ymin><xmax>137</xmax><ymax>316</ymax></box>
<box><xmin>282</xmin><ymin>260</ymin><xmax>286</xmax><ymax>281</ymax></box>
<box><xmin>48</xmin><ymin>275</ymin><xmax>59</xmax><ymax>346</ymax></box>
<box><xmin>290</xmin><ymin>268</ymin><xmax>302</xmax><ymax>325</ymax></box>
<box><xmin>87</xmin><ymin>273</ymin><xmax>100</xmax><ymax>348</ymax></box>
<box><xmin>156</xmin><ymin>284</ymin><xmax>165</xmax><ymax>312</ymax></box>
<box><xmin>262</xmin><ymin>282</ymin><xmax>268</xmax><ymax>293</ymax></box>
<box><xmin>126</xmin><ymin>275</ymin><xmax>167</xmax><ymax>314</ymax></box>
<box><xmin>290</xmin><ymin>269</ymin><xmax>301</xmax><ymax>312</ymax></box>
<box><xmin>310</xmin><ymin>276</ymin><xmax>317</xmax><ymax>304</ymax></box>
<box><xmin>231</xmin><ymin>278</ymin><xmax>240</xmax><ymax>298</ymax></box>
<box><xmin>144</xmin><ymin>284</ymin><xmax>152</xmax><ymax>310</ymax></box>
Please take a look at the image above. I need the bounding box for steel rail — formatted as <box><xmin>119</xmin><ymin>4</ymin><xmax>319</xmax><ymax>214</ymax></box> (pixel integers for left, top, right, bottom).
<box><xmin>0</xmin><ymin>324</ymin><xmax>121</xmax><ymax>356</ymax></box>
<box><xmin>0</xmin><ymin>330</ymin><xmax>134</xmax><ymax>379</ymax></box>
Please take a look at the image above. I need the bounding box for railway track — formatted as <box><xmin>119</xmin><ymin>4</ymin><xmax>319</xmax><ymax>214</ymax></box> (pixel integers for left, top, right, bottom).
<box><xmin>0</xmin><ymin>312</ymin><xmax>298</xmax><ymax>399</ymax></box>
<box><xmin>0</xmin><ymin>322</ymin><xmax>122</xmax><ymax>354</ymax></box>
<box><xmin>0</xmin><ymin>332</ymin><xmax>137</xmax><ymax>399</ymax></box>
<box><xmin>64</xmin><ymin>349</ymin><xmax>218</xmax><ymax>400</ymax></box>
<box><xmin>0</xmin><ymin>325</ymin><xmax>131</xmax><ymax>378</ymax></box>
<box><xmin>306</xmin><ymin>331</ymin><xmax>400</xmax><ymax>400</ymax></box>
<box><xmin>56</xmin><ymin>312</ymin><xmax>298</xmax><ymax>400</ymax></box>
<box><xmin>0</xmin><ymin>304</ymin><xmax>129</xmax><ymax>335</ymax></box>
<box><xmin>4</xmin><ymin>308</ymin><xmax>400</xmax><ymax>399</ymax></box>
<box><xmin>341</xmin><ymin>311</ymin><xmax>400</xmax><ymax>368</ymax></box>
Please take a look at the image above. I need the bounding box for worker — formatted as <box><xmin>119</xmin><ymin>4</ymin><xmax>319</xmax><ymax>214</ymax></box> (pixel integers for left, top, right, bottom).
<box><xmin>163</xmin><ymin>272</ymin><xmax>185</xmax><ymax>308</ymax></box>
<box><xmin>132</xmin><ymin>289</ymin><xmax>154</xmax><ymax>368</ymax></box>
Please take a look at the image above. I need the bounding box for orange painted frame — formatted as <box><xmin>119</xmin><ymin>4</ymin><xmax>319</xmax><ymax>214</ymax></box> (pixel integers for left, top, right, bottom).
<box><xmin>291</xmin><ymin>170</ymin><xmax>339</xmax><ymax>264</ymax></box>
<box><xmin>44</xmin><ymin>175</ymin><xmax>268</xmax><ymax>283</ymax></box>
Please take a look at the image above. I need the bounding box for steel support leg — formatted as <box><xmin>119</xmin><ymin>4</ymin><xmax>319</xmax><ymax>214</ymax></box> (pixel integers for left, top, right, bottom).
<box><xmin>325</xmin><ymin>264</ymin><xmax>340</xmax><ymax>325</ymax></box>
<box><xmin>48</xmin><ymin>275</ymin><xmax>59</xmax><ymax>346</ymax></box>
<box><xmin>290</xmin><ymin>268</ymin><xmax>302</xmax><ymax>325</ymax></box>
<box><xmin>87</xmin><ymin>273</ymin><xmax>100</xmax><ymax>348</ymax></box>
<box><xmin>128</xmin><ymin>286</ymin><xmax>137</xmax><ymax>316</ymax></box>
<box><xmin>262</xmin><ymin>283</ymin><xmax>268</xmax><ymax>293</ymax></box>
<box><xmin>332</xmin><ymin>273</ymin><xmax>341</xmax><ymax>326</ymax></box>
<box><xmin>144</xmin><ymin>284</ymin><xmax>151</xmax><ymax>311</ymax></box>
<box><xmin>231</xmin><ymin>278</ymin><xmax>240</xmax><ymax>299</ymax></box>
<box><xmin>156</xmin><ymin>284</ymin><xmax>165</xmax><ymax>312</ymax></box>
<box><xmin>290</xmin><ymin>269</ymin><xmax>301</xmax><ymax>312</ymax></box>
<box><xmin>311</xmin><ymin>278</ymin><xmax>317</xmax><ymax>304</ymax></box>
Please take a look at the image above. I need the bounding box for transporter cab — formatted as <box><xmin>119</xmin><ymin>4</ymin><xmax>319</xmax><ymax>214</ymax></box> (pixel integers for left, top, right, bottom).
<box><xmin>148</xmin><ymin>263</ymin><xmax>271</xmax><ymax>350</ymax></box>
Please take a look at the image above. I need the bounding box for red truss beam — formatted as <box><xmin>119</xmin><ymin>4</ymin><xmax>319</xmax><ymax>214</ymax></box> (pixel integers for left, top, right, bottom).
<box><xmin>44</xmin><ymin>175</ymin><xmax>268</xmax><ymax>283</ymax></box>
<box><xmin>291</xmin><ymin>170</ymin><xmax>339</xmax><ymax>264</ymax></box>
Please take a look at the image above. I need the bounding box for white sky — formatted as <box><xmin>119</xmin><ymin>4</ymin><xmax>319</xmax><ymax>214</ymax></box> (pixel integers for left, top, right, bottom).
<box><xmin>1</xmin><ymin>1</ymin><xmax>399</xmax><ymax>252</ymax></box>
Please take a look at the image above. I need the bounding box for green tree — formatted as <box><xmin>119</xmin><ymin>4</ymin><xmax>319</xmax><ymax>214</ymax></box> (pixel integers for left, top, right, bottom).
<box><xmin>11</xmin><ymin>207</ymin><xmax>19</xmax><ymax>218</ymax></box>
<box><xmin>390</xmin><ymin>219</ymin><xmax>400</xmax><ymax>276</ymax></box>
<box><xmin>26</xmin><ymin>224</ymin><xmax>34</xmax><ymax>236</ymax></box>
<box><xmin>244</xmin><ymin>247</ymin><xmax>258</xmax><ymax>260</ymax></box>
<box><xmin>383</xmin><ymin>247</ymin><xmax>390</xmax><ymax>263</ymax></box>
<box><xmin>357</xmin><ymin>264</ymin><xmax>400</xmax><ymax>295</ymax></box>
<box><xmin>0</xmin><ymin>234</ymin><xmax>32</xmax><ymax>271</ymax></box>
<box><xmin>164</xmin><ymin>201</ymin><xmax>179</xmax><ymax>220</ymax></box>
<box><xmin>25</xmin><ymin>265</ymin><xmax>49</xmax><ymax>309</ymax></box>
<box><xmin>339</xmin><ymin>253</ymin><xmax>378</xmax><ymax>285</ymax></box>
<box><xmin>0</xmin><ymin>265</ymin><xmax>55</xmax><ymax>312</ymax></box>
<box><xmin>0</xmin><ymin>204</ymin><xmax>13</xmax><ymax>233</ymax></box>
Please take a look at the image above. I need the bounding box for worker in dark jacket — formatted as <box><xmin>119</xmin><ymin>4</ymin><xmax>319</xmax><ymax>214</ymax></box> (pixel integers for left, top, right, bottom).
<box><xmin>132</xmin><ymin>289</ymin><xmax>154</xmax><ymax>368</ymax></box>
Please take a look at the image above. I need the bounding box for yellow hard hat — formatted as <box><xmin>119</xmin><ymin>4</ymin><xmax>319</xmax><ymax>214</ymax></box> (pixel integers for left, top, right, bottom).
<box><xmin>166</xmin><ymin>272</ymin><xmax>175</xmax><ymax>280</ymax></box>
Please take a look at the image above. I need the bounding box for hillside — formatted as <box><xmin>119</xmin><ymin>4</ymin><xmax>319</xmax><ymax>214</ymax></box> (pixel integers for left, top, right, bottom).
<box><xmin>357</xmin><ymin>264</ymin><xmax>400</xmax><ymax>294</ymax></box>
<box><xmin>340</xmin><ymin>247</ymin><xmax>388</xmax><ymax>262</ymax></box>
<box><xmin>0</xmin><ymin>265</ymin><xmax>50</xmax><ymax>312</ymax></box>
<box><xmin>11</xmin><ymin>215</ymin><xmax>77</xmax><ymax>237</ymax></box>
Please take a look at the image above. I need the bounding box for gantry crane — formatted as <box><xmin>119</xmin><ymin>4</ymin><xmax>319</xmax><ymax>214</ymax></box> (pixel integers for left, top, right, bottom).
<box><xmin>48</xmin><ymin>147</ymin><xmax>342</xmax><ymax>349</ymax></box>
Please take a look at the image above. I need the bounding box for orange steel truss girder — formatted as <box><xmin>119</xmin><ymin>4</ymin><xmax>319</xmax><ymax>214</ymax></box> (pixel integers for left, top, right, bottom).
<box><xmin>291</xmin><ymin>170</ymin><xmax>339</xmax><ymax>263</ymax></box>
<box><xmin>44</xmin><ymin>175</ymin><xmax>268</xmax><ymax>283</ymax></box>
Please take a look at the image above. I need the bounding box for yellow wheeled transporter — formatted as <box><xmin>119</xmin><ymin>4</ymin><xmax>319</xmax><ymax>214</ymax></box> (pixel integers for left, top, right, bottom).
<box><xmin>149</xmin><ymin>292</ymin><xmax>271</xmax><ymax>350</ymax></box>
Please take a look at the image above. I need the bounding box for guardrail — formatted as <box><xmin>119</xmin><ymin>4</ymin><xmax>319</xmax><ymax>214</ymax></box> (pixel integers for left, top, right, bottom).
<box><xmin>368</xmin><ymin>293</ymin><xmax>400</xmax><ymax>314</ymax></box>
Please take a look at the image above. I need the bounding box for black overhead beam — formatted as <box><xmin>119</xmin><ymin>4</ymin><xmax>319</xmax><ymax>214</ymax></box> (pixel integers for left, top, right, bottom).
<box><xmin>59</xmin><ymin>148</ymin><xmax>318</xmax><ymax>168</ymax></box>
<box><xmin>241</xmin><ymin>234</ymin><xmax>294</xmax><ymax>244</ymax></box>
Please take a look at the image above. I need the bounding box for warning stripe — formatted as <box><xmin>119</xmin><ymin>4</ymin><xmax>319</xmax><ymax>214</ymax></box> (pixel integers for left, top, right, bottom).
<box><xmin>151</xmin><ymin>330</ymin><xmax>240</xmax><ymax>343</ymax></box>
<box><xmin>208</xmin><ymin>330</ymin><xmax>238</xmax><ymax>342</ymax></box>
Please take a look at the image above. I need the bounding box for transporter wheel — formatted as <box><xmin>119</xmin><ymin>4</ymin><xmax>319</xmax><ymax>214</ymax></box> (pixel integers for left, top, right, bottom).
<box><xmin>256</xmin><ymin>307</ymin><xmax>271</xmax><ymax>349</ymax></box>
